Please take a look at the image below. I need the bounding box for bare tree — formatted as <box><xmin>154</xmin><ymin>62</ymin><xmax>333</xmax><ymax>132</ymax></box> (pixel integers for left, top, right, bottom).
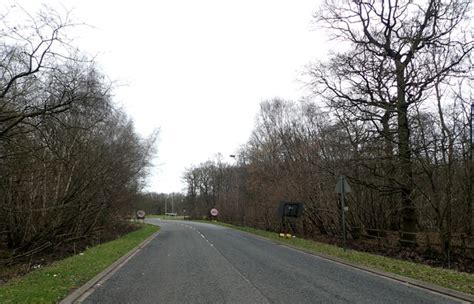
<box><xmin>0</xmin><ymin>5</ymin><xmax>158</xmax><ymax>265</ymax></box>
<box><xmin>0</xmin><ymin>4</ymin><xmax>80</xmax><ymax>139</ymax></box>
<box><xmin>308</xmin><ymin>0</ymin><xmax>473</xmax><ymax>246</ymax></box>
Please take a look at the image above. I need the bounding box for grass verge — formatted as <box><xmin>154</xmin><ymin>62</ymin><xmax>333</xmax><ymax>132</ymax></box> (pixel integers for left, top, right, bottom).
<box><xmin>0</xmin><ymin>224</ymin><xmax>159</xmax><ymax>304</ymax></box>
<box><xmin>147</xmin><ymin>214</ymin><xmax>187</xmax><ymax>220</ymax></box>
<box><xmin>200</xmin><ymin>221</ymin><xmax>474</xmax><ymax>295</ymax></box>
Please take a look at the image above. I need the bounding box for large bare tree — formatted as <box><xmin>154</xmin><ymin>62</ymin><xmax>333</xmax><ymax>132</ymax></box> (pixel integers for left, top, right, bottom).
<box><xmin>308</xmin><ymin>0</ymin><xmax>472</xmax><ymax>246</ymax></box>
<box><xmin>0</xmin><ymin>5</ymin><xmax>79</xmax><ymax>140</ymax></box>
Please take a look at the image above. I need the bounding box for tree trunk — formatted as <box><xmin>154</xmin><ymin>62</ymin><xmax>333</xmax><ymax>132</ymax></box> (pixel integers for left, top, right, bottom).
<box><xmin>395</xmin><ymin>61</ymin><xmax>417</xmax><ymax>246</ymax></box>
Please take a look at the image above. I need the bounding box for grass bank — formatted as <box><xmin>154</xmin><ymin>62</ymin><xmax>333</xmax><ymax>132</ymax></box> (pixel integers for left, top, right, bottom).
<box><xmin>201</xmin><ymin>221</ymin><xmax>474</xmax><ymax>295</ymax></box>
<box><xmin>0</xmin><ymin>224</ymin><xmax>159</xmax><ymax>304</ymax></box>
<box><xmin>147</xmin><ymin>214</ymin><xmax>187</xmax><ymax>220</ymax></box>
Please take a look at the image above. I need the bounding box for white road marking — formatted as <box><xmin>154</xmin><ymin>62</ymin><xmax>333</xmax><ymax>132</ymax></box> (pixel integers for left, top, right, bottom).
<box><xmin>182</xmin><ymin>224</ymin><xmax>217</xmax><ymax>249</ymax></box>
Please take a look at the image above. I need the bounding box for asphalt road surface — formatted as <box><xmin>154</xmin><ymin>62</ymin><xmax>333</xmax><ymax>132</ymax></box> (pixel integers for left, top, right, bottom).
<box><xmin>83</xmin><ymin>220</ymin><xmax>461</xmax><ymax>303</ymax></box>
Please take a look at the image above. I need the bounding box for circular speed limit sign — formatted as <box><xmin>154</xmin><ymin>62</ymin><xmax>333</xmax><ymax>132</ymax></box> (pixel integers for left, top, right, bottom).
<box><xmin>136</xmin><ymin>210</ymin><xmax>146</xmax><ymax>219</ymax></box>
<box><xmin>210</xmin><ymin>208</ymin><xmax>219</xmax><ymax>217</ymax></box>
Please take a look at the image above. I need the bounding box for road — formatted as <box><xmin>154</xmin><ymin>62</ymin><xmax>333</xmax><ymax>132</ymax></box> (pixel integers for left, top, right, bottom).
<box><xmin>82</xmin><ymin>220</ymin><xmax>461</xmax><ymax>303</ymax></box>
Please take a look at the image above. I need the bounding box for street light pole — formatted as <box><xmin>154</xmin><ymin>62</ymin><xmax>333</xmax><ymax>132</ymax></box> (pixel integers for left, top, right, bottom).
<box><xmin>470</xmin><ymin>103</ymin><xmax>474</xmax><ymax>234</ymax></box>
<box><xmin>230</xmin><ymin>154</ymin><xmax>246</xmax><ymax>226</ymax></box>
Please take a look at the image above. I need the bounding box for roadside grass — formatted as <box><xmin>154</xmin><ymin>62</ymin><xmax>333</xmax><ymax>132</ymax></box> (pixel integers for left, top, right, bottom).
<box><xmin>0</xmin><ymin>224</ymin><xmax>159</xmax><ymax>304</ymax></box>
<box><xmin>200</xmin><ymin>221</ymin><xmax>474</xmax><ymax>295</ymax></box>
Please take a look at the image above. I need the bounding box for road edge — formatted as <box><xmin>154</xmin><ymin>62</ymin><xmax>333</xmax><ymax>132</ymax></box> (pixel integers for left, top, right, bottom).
<box><xmin>59</xmin><ymin>229</ymin><xmax>160</xmax><ymax>304</ymax></box>
<box><xmin>278</xmin><ymin>242</ymin><xmax>474</xmax><ymax>303</ymax></box>
<box><xmin>205</xmin><ymin>222</ymin><xmax>474</xmax><ymax>303</ymax></box>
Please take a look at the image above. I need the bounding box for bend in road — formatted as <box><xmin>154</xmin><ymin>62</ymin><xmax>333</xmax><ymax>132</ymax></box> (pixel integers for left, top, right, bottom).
<box><xmin>82</xmin><ymin>220</ymin><xmax>463</xmax><ymax>304</ymax></box>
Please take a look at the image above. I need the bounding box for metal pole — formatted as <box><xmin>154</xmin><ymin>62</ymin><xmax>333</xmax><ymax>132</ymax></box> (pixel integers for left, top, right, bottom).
<box><xmin>341</xmin><ymin>176</ymin><xmax>347</xmax><ymax>251</ymax></box>
<box><xmin>242</xmin><ymin>164</ymin><xmax>246</xmax><ymax>227</ymax></box>
<box><xmin>470</xmin><ymin>103</ymin><xmax>474</xmax><ymax>234</ymax></box>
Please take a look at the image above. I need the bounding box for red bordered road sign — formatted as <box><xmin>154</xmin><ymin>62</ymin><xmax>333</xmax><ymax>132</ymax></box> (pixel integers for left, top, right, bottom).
<box><xmin>210</xmin><ymin>208</ymin><xmax>219</xmax><ymax>217</ymax></box>
<box><xmin>136</xmin><ymin>210</ymin><xmax>146</xmax><ymax>219</ymax></box>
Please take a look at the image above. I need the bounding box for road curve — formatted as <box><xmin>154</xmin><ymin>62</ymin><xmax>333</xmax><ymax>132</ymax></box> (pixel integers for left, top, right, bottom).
<box><xmin>82</xmin><ymin>220</ymin><xmax>462</xmax><ymax>304</ymax></box>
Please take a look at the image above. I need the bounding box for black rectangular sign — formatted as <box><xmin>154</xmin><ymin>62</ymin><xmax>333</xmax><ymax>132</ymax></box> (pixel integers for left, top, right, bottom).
<box><xmin>277</xmin><ymin>201</ymin><xmax>304</xmax><ymax>218</ymax></box>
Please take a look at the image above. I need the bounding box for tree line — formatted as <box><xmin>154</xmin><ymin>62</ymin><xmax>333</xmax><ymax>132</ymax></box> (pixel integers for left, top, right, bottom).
<box><xmin>0</xmin><ymin>6</ymin><xmax>156</xmax><ymax>264</ymax></box>
<box><xmin>183</xmin><ymin>0</ymin><xmax>473</xmax><ymax>264</ymax></box>
<box><xmin>134</xmin><ymin>192</ymin><xmax>185</xmax><ymax>216</ymax></box>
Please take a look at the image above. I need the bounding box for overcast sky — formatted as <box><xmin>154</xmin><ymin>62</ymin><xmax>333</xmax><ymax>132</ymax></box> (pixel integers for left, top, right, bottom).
<box><xmin>13</xmin><ymin>0</ymin><xmax>328</xmax><ymax>193</ymax></box>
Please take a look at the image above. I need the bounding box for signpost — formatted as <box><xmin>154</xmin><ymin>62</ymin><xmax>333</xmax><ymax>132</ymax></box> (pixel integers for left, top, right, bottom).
<box><xmin>471</xmin><ymin>103</ymin><xmax>474</xmax><ymax>145</ymax></box>
<box><xmin>471</xmin><ymin>103</ymin><xmax>474</xmax><ymax>235</ymax></box>
<box><xmin>277</xmin><ymin>201</ymin><xmax>304</xmax><ymax>238</ymax></box>
<box><xmin>136</xmin><ymin>210</ymin><xmax>146</xmax><ymax>223</ymax></box>
<box><xmin>335</xmin><ymin>176</ymin><xmax>351</xmax><ymax>251</ymax></box>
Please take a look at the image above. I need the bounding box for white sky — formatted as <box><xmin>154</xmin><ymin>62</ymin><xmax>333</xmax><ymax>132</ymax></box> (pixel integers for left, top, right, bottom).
<box><xmin>12</xmin><ymin>0</ymin><xmax>329</xmax><ymax>193</ymax></box>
